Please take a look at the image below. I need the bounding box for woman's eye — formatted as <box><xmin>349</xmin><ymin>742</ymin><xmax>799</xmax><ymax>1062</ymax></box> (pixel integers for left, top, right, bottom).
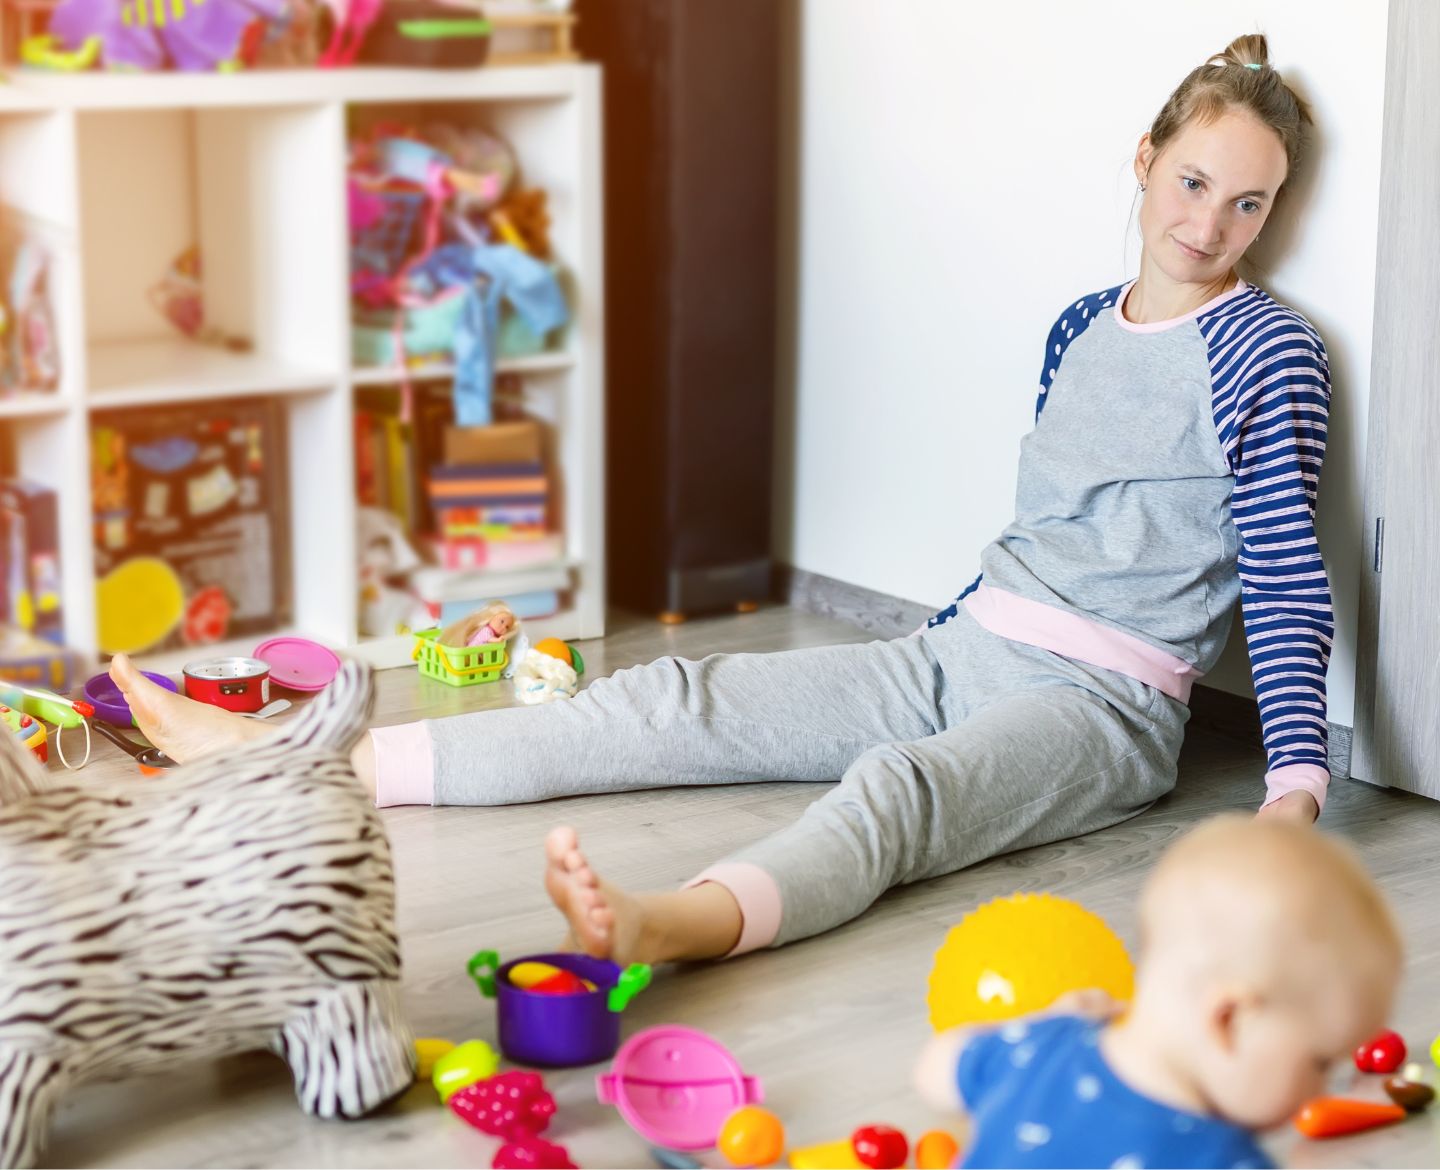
<box><xmin>1238</xmin><ymin>200</ymin><xmax>1259</xmax><ymax>215</ymax></box>
<box><xmin>1182</xmin><ymin>176</ymin><xmax>1202</xmax><ymax>192</ymax></box>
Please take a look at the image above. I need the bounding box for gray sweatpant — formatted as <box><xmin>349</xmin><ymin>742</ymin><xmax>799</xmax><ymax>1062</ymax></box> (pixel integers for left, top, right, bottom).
<box><xmin>427</xmin><ymin>605</ymin><xmax>1189</xmax><ymax>947</ymax></box>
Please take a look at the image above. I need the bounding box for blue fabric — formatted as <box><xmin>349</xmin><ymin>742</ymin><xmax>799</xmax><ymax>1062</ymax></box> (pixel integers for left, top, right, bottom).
<box><xmin>405</xmin><ymin>244</ymin><xmax>569</xmax><ymax>426</ymax></box>
<box><xmin>956</xmin><ymin>1015</ymin><xmax>1273</xmax><ymax>1169</ymax></box>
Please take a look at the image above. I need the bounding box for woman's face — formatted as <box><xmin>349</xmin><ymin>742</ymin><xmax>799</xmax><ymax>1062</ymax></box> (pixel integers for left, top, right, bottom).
<box><xmin>1134</xmin><ymin>109</ymin><xmax>1289</xmax><ymax>285</ymax></box>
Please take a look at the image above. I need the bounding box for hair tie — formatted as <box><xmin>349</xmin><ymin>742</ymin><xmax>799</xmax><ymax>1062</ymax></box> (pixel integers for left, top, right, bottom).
<box><xmin>1244</xmin><ymin>62</ymin><xmax>1263</xmax><ymax>70</ymax></box>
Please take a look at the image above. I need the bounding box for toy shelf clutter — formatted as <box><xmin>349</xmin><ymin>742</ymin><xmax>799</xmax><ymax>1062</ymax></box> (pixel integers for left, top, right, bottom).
<box><xmin>0</xmin><ymin>65</ymin><xmax>605</xmax><ymax>671</ymax></box>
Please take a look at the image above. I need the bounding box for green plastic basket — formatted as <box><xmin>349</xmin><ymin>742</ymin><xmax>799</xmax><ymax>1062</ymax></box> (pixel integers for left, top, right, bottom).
<box><xmin>412</xmin><ymin>628</ymin><xmax>508</xmax><ymax>687</ymax></box>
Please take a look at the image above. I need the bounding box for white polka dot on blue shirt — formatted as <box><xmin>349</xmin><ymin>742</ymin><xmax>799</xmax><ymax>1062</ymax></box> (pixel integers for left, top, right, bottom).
<box><xmin>1015</xmin><ymin>1122</ymin><xmax>1051</xmax><ymax>1150</ymax></box>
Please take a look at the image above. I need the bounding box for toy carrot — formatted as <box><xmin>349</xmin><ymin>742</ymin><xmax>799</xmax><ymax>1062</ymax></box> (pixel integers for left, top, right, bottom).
<box><xmin>1293</xmin><ymin>1096</ymin><xmax>1407</xmax><ymax>1138</ymax></box>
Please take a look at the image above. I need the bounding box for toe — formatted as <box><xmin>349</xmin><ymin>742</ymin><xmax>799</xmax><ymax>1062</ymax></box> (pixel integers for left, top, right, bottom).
<box><xmin>545</xmin><ymin>825</ymin><xmax>578</xmax><ymax>866</ymax></box>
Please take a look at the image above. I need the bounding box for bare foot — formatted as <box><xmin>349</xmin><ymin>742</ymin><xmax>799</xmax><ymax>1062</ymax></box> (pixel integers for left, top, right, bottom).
<box><xmin>542</xmin><ymin>827</ymin><xmax>747</xmax><ymax>965</ymax></box>
<box><xmin>108</xmin><ymin>653</ymin><xmax>272</xmax><ymax>765</ymax></box>
<box><xmin>544</xmin><ymin>826</ymin><xmax>652</xmax><ymax>964</ymax></box>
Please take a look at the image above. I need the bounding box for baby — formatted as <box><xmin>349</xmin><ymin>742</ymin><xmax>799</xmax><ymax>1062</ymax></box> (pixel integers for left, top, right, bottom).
<box><xmin>915</xmin><ymin>816</ymin><xmax>1403</xmax><ymax>1168</ymax></box>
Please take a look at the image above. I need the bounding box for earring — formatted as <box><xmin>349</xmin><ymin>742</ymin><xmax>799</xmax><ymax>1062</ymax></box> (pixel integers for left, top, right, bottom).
<box><xmin>1139</xmin><ymin>182</ymin><xmax>1147</xmax><ymax>192</ymax></box>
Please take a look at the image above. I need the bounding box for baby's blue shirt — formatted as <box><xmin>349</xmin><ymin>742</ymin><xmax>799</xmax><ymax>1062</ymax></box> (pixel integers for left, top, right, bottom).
<box><xmin>955</xmin><ymin>1015</ymin><xmax>1274</xmax><ymax>1169</ymax></box>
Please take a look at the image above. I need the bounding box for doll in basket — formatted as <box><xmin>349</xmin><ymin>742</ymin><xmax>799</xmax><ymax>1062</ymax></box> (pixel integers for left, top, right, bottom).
<box><xmin>438</xmin><ymin>601</ymin><xmax>518</xmax><ymax>649</ymax></box>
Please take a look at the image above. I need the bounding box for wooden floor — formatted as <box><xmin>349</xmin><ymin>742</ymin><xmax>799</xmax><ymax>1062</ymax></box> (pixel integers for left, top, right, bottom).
<box><xmin>37</xmin><ymin>606</ymin><xmax>1440</xmax><ymax>1168</ymax></box>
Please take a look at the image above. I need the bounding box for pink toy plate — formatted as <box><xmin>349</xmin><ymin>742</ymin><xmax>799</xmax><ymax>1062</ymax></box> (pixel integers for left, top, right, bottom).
<box><xmin>253</xmin><ymin>637</ymin><xmax>342</xmax><ymax>693</ymax></box>
<box><xmin>596</xmin><ymin>1025</ymin><xmax>763</xmax><ymax>1151</ymax></box>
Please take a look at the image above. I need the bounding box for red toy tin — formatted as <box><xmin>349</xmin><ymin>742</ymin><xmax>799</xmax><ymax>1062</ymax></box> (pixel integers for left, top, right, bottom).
<box><xmin>183</xmin><ymin>656</ymin><xmax>271</xmax><ymax>712</ymax></box>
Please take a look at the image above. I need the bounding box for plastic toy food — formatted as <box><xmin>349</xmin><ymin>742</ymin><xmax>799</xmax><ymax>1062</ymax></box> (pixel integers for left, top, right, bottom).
<box><xmin>1293</xmin><ymin>1097</ymin><xmax>1407</xmax><ymax>1138</ymax></box>
<box><xmin>432</xmin><ymin>1039</ymin><xmax>500</xmax><ymax>1102</ymax></box>
<box><xmin>1355</xmin><ymin>1029</ymin><xmax>1407</xmax><ymax>1074</ymax></box>
<box><xmin>789</xmin><ymin>1127</ymin><xmax>908</xmax><ymax>1170</ymax></box>
<box><xmin>509</xmin><ymin>961</ymin><xmax>565</xmax><ymax>989</ymax></box>
<box><xmin>533</xmin><ymin>637</ymin><xmax>574</xmax><ymax>666</ymax></box>
<box><xmin>914</xmin><ymin>1130</ymin><xmax>961</xmax><ymax>1169</ymax></box>
<box><xmin>851</xmin><ymin>1125</ymin><xmax>907</xmax><ymax>1169</ymax></box>
<box><xmin>449</xmin><ymin>1071</ymin><xmax>557</xmax><ymax>1138</ymax></box>
<box><xmin>530</xmin><ymin>970</ymin><xmax>596</xmax><ymax>996</ymax></box>
<box><xmin>717</xmin><ymin>1105</ymin><xmax>785</xmax><ymax>1167</ymax></box>
<box><xmin>1384</xmin><ymin>1076</ymin><xmax>1436</xmax><ymax>1112</ymax></box>
<box><xmin>789</xmin><ymin>1139</ymin><xmax>862</xmax><ymax>1169</ymax></box>
<box><xmin>928</xmin><ymin>892</ymin><xmax>1134</xmax><ymax>1029</ymax></box>
<box><xmin>415</xmin><ymin>1037</ymin><xmax>456</xmax><ymax>1080</ymax></box>
<box><xmin>492</xmin><ymin>1136</ymin><xmax>576</xmax><ymax>1169</ymax></box>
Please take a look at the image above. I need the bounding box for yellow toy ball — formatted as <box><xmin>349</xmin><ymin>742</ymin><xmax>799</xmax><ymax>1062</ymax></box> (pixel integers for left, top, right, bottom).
<box><xmin>927</xmin><ymin>892</ymin><xmax>1133</xmax><ymax>1030</ymax></box>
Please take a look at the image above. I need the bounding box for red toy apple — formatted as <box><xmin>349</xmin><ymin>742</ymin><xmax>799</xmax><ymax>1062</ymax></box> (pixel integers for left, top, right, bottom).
<box><xmin>1354</xmin><ymin>1029</ymin><xmax>1407</xmax><ymax>1074</ymax></box>
<box><xmin>852</xmin><ymin>1125</ymin><xmax>909</xmax><ymax>1170</ymax></box>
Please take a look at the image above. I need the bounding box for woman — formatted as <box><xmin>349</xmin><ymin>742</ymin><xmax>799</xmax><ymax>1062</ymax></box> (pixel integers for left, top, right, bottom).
<box><xmin>112</xmin><ymin>33</ymin><xmax>1330</xmax><ymax>968</ymax></box>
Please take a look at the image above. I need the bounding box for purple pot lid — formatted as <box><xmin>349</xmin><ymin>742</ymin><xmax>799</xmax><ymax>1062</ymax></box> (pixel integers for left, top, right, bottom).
<box><xmin>596</xmin><ymin>1026</ymin><xmax>763</xmax><ymax>1150</ymax></box>
<box><xmin>83</xmin><ymin>670</ymin><xmax>178</xmax><ymax>727</ymax></box>
<box><xmin>253</xmin><ymin>637</ymin><xmax>342</xmax><ymax>692</ymax></box>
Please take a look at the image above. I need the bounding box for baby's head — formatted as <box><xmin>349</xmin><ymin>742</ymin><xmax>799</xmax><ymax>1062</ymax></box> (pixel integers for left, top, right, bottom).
<box><xmin>1134</xmin><ymin>815</ymin><xmax>1401</xmax><ymax>1130</ymax></box>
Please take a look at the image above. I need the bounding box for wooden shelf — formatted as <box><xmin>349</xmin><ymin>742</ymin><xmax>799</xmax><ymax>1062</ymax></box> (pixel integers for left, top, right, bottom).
<box><xmin>0</xmin><ymin>66</ymin><xmax>606</xmax><ymax>661</ymax></box>
<box><xmin>85</xmin><ymin>340</ymin><xmax>338</xmax><ymax>408</ymax></box>
<box><xmin>0</xmin><ymin>390</ymin><xmax>69</xmax><ymax>418</ymax></box>
<box><xmin>0</xmin><ymin>65</ymin><xmax>589</xmax><ymax>113</ymax></box>
<box><xmin>351</xmin><ymin>350</ymin><xmax>576</xmax><ymax>386</ymax></box>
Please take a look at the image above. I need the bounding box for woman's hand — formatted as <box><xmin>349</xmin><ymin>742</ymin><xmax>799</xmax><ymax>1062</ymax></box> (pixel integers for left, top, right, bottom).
<box><xmin>1256</xmin><ymin>789</ymin><xmax>1320</xmax><ymax>824</ymax></box>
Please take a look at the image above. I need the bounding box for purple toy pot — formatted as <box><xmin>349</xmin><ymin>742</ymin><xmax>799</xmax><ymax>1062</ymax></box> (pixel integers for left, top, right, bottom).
<box><xmin>469</xmin><ymin>950</ymin><xmax>651</xmax><ymax>1069</ymax></box>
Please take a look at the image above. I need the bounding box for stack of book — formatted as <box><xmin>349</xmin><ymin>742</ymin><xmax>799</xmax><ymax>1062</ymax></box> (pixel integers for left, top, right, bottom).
<box><xmin>426</xmin><ymin>420</ymin><xmax>563</xmax><ymax>573</ymax></box>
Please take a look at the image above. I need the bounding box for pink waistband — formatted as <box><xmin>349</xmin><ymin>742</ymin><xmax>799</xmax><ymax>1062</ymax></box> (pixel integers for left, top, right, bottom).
<box><xmin>963</xmin><ymin>583</ymin><xmax>1202</xmax><ymax>703</ymax></box>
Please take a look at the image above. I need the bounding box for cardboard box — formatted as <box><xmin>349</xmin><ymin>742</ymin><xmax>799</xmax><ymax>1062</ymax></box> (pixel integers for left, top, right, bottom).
<box><xmin>443</xmin><ymin>420</ymin><xmax>543</xmax><ymax>467</ymax></box>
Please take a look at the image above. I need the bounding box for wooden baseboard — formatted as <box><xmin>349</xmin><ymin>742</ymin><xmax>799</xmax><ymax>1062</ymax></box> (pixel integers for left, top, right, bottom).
<box><xmin>777</xmin><ymin>564</ymin><xmax>1352</xmax><ymax>779</ymax></box>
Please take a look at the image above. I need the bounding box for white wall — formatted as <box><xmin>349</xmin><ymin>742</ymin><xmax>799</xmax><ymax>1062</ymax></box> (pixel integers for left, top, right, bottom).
<box><xmin>774</xmin><ymin>0</ymin><xmax>1389</xmax><ymax>727</ymax></box>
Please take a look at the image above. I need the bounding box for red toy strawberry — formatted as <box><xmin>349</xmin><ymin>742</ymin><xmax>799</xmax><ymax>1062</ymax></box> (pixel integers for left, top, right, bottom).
<box><xmin>492</xmin><ymin>1137</ymin><xmax>576</xmax><ymax>1169</ymax></box>
<box><xmin>449</xmin><ymin>1070</ymin><xmax>557</xmax><ymax>1138</ymax></box>
<box><xmin>1354</xmin><ymin>1029</ymin><xmax>1407</xmax><ymax>1074</ymax></box>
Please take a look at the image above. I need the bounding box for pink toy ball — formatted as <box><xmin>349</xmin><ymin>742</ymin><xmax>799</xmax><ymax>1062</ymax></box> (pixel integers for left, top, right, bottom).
<box><xmin>596</xmin><ymin>1025</ymin><xmax>763</xmax><ymax>1152</ymax></box>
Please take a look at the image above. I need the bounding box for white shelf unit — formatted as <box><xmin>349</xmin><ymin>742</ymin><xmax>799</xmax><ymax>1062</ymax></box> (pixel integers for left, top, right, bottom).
<box><xmin>0</xmin><ymin>66</ymin><xmax>605</xmax><ymax>673</ymax></box>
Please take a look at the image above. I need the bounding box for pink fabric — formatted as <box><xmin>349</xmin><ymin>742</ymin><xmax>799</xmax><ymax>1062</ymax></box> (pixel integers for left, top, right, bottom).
<box><xmin>683</xmin><ymin>862</ymin><xmax>783</xmax><ymax>957</ymax></box>
<box><xmin>1113</xmin><ymin>278</ymin><xmax>1249</xmax><ymax>333</ymax></box>
<box><xmin>369</xmin><ymin>720</ymin><xmax>436</xmax><ymax>808</ymax></box>
<box><xmin>964</xmin><ymin>583</ymin><xmax>1203</xmax><ymax>703</ymax></box>
<box><xmin>1261</xmin><ymin>762</ymin><xmax>1330</xmax><ymax>813</ymax></box>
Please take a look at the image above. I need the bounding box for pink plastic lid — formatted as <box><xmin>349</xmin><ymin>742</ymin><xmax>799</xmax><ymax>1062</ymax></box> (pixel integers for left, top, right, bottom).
<box><xmin>253</xmin><ymin>637</ymin><xmax>342</xmax><ymax>692</ymax></box>
<box><xmin>595</xmin><ymin>1026</ymin><xmax>763</xmax><ymax>1151</ymax></box>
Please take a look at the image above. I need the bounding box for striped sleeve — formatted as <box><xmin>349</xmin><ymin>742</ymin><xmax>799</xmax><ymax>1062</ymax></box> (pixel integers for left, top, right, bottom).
<box><xmin>1204</xmin><ymin>300</ymin><xmax>1333</xmax><ymax>810</ymax></box>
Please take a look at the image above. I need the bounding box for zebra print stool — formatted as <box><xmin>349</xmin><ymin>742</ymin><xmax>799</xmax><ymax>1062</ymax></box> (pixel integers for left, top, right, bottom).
<box><xmin>0</xmin><ymin>660</ymin><xmax>415</xmax><ymax>1168</ymax></box>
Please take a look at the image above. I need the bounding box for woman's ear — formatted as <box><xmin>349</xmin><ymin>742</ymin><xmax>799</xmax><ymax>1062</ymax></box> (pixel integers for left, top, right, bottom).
<box><xmin>1134</xmin><ymin>133</ymin><xmax>1155</xmax><ymax>187</ymax></box>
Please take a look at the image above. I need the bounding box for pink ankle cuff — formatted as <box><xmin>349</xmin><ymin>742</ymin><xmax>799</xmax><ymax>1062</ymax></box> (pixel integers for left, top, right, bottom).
<box><xmin>683</xmin><ymin>862</ymin><xmax>783</xmax><ymax>957</ymax></box>
<box><xmin>369</xmin><ymin>721</ymin><xmax>435</xmax><ymax>808</ymax></box>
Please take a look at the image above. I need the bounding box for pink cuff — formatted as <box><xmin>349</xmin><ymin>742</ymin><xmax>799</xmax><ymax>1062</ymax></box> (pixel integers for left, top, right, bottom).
<box><xmin>683</xmin><ymin>862</ymin><xmax>783</xmax><ymax>957</ymax></box>
<box><xmin>369</xmin><ymin>721</ymin><xmax>435</xmax><ymax>808</ymax></box>
<box><xmin>1261</xmin><ymin>763</ymin><xmax>1331</xmax><ymax>814</ymax></box>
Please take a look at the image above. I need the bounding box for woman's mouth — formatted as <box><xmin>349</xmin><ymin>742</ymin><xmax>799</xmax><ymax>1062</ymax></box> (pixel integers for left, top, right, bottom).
<box><xmin>1173</xmin><ymin>237</ymin><xmax>1212</xmax><ymax>260</ymax></box>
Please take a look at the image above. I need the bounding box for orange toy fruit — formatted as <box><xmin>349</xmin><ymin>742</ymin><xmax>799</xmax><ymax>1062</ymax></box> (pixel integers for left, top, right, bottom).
<box><xmin>915</xmin><ymin>1130</ymin><xmax>961</xmax><ymax>1169</ymax></box>
<box><xmin>1293</xmin><ymin>1097</ymin><xmax>1407</xmax><ymax>1138</ymax></box>
<box><xmin>717</xmin><ymin>1105</ymin><xmax>785</xmax><ymax>1167</ymax></box>
<box><xmin>533</xmin><ymin>638</ymin><xmax>574</xmax><ymax>666</ymax></box>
